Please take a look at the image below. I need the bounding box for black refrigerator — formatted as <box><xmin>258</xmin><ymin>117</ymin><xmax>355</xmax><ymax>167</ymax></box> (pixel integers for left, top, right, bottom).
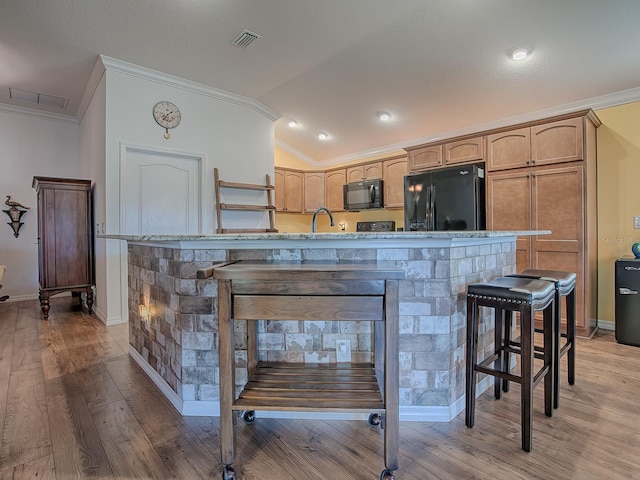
<box><xmin>404</xmin><ymin>163</ymin><xmax>486</xmax><ymax>231</ymax></box>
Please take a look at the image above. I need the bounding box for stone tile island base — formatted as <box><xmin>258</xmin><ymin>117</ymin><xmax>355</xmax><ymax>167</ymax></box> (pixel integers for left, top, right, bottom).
<box><xmin>121</xmin><ymin>233</ymin><xmax>520</xmax><ymax>421</ymax></box>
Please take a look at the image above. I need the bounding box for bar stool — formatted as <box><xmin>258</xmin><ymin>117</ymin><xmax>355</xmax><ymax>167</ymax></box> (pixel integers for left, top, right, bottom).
<box><xmin>506</xmin><ymin>269</ymin><xmax>576</xmax><ymax>409</ymax></box>
<box><xmin>465</xmin><ymin>276</ymin><xmax>556</xmax><ymax>452</ymax></box>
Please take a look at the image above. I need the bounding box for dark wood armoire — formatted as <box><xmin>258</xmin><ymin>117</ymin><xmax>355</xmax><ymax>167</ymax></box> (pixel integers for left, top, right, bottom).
<box><xmin>32</xmin><ymin>176</ymin><xmax>95</xmax><ymax>319</ymax></box>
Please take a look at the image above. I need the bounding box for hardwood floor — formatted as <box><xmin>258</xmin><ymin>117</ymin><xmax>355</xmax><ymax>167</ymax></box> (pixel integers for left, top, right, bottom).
<box><xmin>1</xmin><ymin>297</ymin><xmax>638</xmax><ymax>479</ymax></box>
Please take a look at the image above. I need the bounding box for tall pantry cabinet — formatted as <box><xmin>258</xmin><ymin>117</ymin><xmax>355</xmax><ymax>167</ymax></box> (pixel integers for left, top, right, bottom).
<box><xmin>32</xmin><ymin>177</ymin><xmax>95</xmax><ymax>319</ymax></box>
<box><xmin>485</xmin><ymin>111</ymin><xmax>600</xmax><ymax>337</ymax></box>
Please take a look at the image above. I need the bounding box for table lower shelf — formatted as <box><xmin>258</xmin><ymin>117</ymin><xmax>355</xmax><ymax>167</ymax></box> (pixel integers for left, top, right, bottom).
<box><xmin>232</xmin><ymin>362</ymin><xmax>385</xmax><ymax>413</ymax></box>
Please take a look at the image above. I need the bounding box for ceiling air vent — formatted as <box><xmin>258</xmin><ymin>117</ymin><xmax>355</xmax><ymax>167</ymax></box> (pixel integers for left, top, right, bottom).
<box><xmin>231</xmin><ymin>29</ymin><xmax>262</xmax><ymax>48</ymax></box>
<box><xmin>9</xmin><ymin>88</ymin><xmax>67</xmax><ymax>109</ymax></box>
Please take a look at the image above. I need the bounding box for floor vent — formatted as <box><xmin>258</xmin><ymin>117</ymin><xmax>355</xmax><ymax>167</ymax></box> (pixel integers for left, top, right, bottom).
<box><xmin>231</xmin><ymin>30</ymin><xmax>261</xmax><ymax>48</ymax></box>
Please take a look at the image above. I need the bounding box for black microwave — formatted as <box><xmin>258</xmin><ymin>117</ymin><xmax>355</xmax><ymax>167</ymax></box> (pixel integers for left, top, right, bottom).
<box><xmin>343</xmin><ymin>179</ymin><xmax>384</xmax><ymax>211</ymax></box>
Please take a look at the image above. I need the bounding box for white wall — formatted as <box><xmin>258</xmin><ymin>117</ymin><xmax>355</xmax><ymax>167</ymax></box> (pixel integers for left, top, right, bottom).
<box><xmin>97</xmin><ymin>58</ymin><xmax>277</xmax><ymax>323</ymax></box>
<box><xmin>0</xmin><ymin>108</ymin><xmax>81</xmax><ymax>300</ymax></box>
<box><xmin>80</xmin><ymin>73</ymin><xmax>108</xmax><ymax>321</ymax></box>
<box><xmin>0</xmin><ymin>57</ymin><xmax>277</xmax><ymax>318</ymax></box>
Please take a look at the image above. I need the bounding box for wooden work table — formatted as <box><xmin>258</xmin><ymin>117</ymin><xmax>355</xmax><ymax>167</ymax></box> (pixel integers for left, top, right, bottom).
<box><xmin>200</xmin><ymin>260</ymin><xmax>404</xmax><ymax>480</ymax></box>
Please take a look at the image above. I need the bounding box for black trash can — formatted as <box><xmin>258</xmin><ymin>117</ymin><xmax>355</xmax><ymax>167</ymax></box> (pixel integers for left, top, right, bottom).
<box><xmin>615</xmin><ymin>258</ymin><xmax>640</xmax><ymax>346</ymax></box>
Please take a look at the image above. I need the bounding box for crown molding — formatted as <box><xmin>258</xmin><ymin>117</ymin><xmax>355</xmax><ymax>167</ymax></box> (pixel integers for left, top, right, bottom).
<box><xmin>274</xmin><ymin>138</ymin><xmax>320</xmax><ymax>167</ymax></box>
<box><xmin>0</xmin><ymin>103</ymin><xmax>78</xmax><ymax>123</ymax></box>
<box><xmin>97</xmin><ymin>55</ymin><xmax>281</xmax><ymax>122</ymax></box>
<box><xmin>76</xmin><ymin>55</ymin><xmax>108</xmax><ymax>123</ymax></box>
<box><xmin>303</xmin><ymin>86</ymin><xmax>640</xmax><ymax>167</ymax></box>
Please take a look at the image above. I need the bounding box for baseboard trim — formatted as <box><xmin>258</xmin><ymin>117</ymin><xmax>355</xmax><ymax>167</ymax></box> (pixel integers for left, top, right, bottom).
<box><xmin>128</xmin><ymin>346</ymin><xmax>184</xmax><ymax>415</ymax></box>
<box><xmin>598</xmin><ymin>319</ymin><xmax>615</xmax><ymax>331</ymax></box>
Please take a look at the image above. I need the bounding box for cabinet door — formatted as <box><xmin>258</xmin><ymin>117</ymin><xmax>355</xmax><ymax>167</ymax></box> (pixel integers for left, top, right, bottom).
<box><xmin>444</xmin><ymin>137</ymin><xmax>484</xmax><ymax>166</ymax></box>
<box><xmin>304</xmin><ymin>172</ymin><xmax>325</xmax><ymax>212</ymax></box>
<box><xmin>530</xmin><ymin>164</ymin><xmax>585</xmax><ymax>328</ymax></box>
<box><xmin>284</xmin><ymin>171</ymin><xmax>303</xmax><ymax>212</ymax></box>
<box><xmin>274</xmin><ymin>169</ymin><xmax>285</xmax><ymax>211</ymax></box>
<box><xmin>531</xmin><ymin>117</ymin><xmax>583</xmax><ymax>166</ymax></box>
<box><xmin>486</xmin><ymin>127</ymin><xmax>531</xmax><ymax>171</ymax></box>
<box><xmin>325</xmin><ymin>169</ymin><xmax>346</xmax><ymax>212</ymax></box>
<box><xmin>363</xmin><ymin>162</ymin><xmax>383</xmax><ymax>180</ymax></box>
<box><xmin>382</xmin><ymin>157</ymin><xmax>407</xmax><ymax>208</ymax></box>
<box><xmin>346</xmin><ymin>166</ymin><xmax>364</xmax><ymax>183</ymax></box>
<box><xmin>486</xmin><ymin>169</ymin><xmax>532</xmax><ymax>271</ymax></box>
<box><xmin>275</xmin><ymin>169</ymin><xmax>303</xmax><ymax>212</ymax></box>
<box><xmin>38</xmin><ymin>185</ymin><xmax>92</xmax><ymax>289</ymax></box>
<box><xmin>407</xmin><ymin>145</ymin><xmax>443</xmax><ymax>172</ymax></box>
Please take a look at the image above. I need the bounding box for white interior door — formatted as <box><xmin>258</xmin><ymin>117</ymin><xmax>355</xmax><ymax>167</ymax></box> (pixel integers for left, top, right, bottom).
<box><xmin>122</xmin><ymin>146</ymin><xmax>203</xmax><ymax>234</ymax></box>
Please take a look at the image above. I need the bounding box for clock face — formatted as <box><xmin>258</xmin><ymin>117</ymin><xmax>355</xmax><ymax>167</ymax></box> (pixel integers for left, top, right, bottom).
<box><xmin>153</xmin><ymin>101</ymin><xmax>181</xmax><ymax>129</ymax></box>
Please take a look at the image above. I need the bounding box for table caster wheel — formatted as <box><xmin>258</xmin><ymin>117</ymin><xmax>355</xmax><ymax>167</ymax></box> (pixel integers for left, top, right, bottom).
<box><xmin>380</xmin><ymin>468</ymin><xmax>395</xmax><ymax>480</ymax></box>
<box><xmin>241</xmin><ymin>410</ymin><xmax>256</xmax><ymax>425</ymax></box>
<box><xmin>222</xmin><ymin>465</ymin><xmax>235</xmax><ymax>480</ymax></box>
<box><xmin>368</xmin><ymin>413</ymin><xmax>381</xmax><ymax>428</ymax></box>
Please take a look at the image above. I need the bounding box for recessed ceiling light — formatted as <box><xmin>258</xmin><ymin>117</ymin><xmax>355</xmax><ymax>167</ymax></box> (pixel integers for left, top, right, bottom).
<box><xmin>318</xmin><ymin>132</ymin><xmax>329</xmax><ymax>140</ymax></box>
<box><xmin>510</xmin><ymin>48</ymin><xmax>528</xmax><ymax>61</ymax></box>
<box><xmin>288</xmin><ymin>120</ymin><xmax>298</xmax><ymax>128</ymax></box>
<box><xmin>378</xmin><ymin>112</ymin><xmax>392</xmax><ymax>122</ymax></box>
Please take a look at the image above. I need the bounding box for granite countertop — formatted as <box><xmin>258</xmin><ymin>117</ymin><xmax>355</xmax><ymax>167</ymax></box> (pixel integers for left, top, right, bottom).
<box><xmin>101</xmin><ymin>230</ymin><xmax>548</xmax><ymax>242</ymax></box>
<box><xmin>100</xmin><ymin>230</ymin><xmax>549</xmax><ymax>249</ymax></box>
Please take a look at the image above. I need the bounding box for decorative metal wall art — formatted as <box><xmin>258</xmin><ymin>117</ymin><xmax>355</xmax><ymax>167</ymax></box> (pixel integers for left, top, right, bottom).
<box><xmin>3</xmin><ymin>195</ymin><xmax>30</xmax><ymax>238</ymax></box>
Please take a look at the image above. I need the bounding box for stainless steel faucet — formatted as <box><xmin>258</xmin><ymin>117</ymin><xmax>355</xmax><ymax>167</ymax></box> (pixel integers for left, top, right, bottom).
<box><xmin>311</xmin><ymin>207</ymin><xmax>335</xmax><ymax>232</ymax></box>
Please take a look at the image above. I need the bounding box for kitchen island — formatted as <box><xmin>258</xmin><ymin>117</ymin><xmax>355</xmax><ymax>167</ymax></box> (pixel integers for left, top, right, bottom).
<box><xmin>108</xmin><ymin>230</ymin><xmax>546</xmax><ymax>421</ymax></box>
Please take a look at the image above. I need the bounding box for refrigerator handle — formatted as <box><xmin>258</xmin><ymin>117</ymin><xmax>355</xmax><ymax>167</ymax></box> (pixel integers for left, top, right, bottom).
<box><xmin>619</xmin><ymin>287</ymin><xmax>638</xmax><ymax>295</ymax></box>
<box><xmin>431</xmin><ymin>185</ymin><xmax>436</xmax><ymax>230</ymax></box>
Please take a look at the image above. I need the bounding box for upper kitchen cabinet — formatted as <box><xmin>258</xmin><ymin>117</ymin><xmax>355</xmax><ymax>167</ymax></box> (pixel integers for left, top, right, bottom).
<box><xmin>487</xmin><ymin>117</ymin><xmax>584</xmax><ymax>172</ymax></box>
<box><xmin>303</xmin><ymin>171</ymin><xmax>325</xmax><ymax>213</ymax></box>
<box><xmin>274</xmin><ymin>168</ymin><xmax>303</xmax><ymax>213</ymax></box>
<box><xmin>486</xmin><ymin>127</ymin><xmax>531</xmax><ymax>171</ymax></box>
<box><xmin>382</xmin><ymin>155</ymin><xmax>407</xmax><ymax>208</ymax></box>
<box><xmin>346</xmin><ymin>161</ymin><xmax>383</xmax><ymax>183</ymax></box>
<box><xmin>444</xmin><ymin>137</ymin><xmax>484</xmax><ymax>166</ymax></box>
<box><xmin>406</xmin><ymin>145</ymin><xmax>443</xmax><ymax>172</ymax></box>
<box><xmin>325</xmin><ymin>169</ymin><xmax>346</xmax><ymax>212</ymax></box>
<box><xmin>531</xmin><ymin>117</ymin><xmax>583</xmax><ymax>166</ymax></box>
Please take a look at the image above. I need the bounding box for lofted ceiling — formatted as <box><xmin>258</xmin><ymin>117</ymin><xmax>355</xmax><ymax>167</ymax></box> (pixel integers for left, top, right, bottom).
<box><xmin>2</xmin><ymin>0</ymin><xmax>640</xmax><ymax>165</ymax></box>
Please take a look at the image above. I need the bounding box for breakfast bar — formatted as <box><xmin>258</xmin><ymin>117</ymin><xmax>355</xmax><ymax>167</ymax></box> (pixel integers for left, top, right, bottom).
<box><xmin>108</xmin><ymin>230</ymin><xmax>547</xmax><ymax>425</ymax></box>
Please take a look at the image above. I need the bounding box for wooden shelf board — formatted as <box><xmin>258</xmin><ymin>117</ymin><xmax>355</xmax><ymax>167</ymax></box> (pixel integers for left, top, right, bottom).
<box><xmin>232</xmin><ymin>362</ymin><xmax>385</xmax><ymax>412</ymax></box>
<box><xmin>218</xmin><ymin>180</ymin><xmax>274</xmax><ymax>191</ymax></box>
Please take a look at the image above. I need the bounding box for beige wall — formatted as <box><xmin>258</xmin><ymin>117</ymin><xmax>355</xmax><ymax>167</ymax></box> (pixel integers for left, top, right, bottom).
<box><xmin>595</xmin><ymin>101</ymin><xmax>640</xmax><ymax>324</ymax></box>
<box><xmin>274</xmin><ymin>146</ymin><xmax>406</xmax><ymax>233</ymax></box>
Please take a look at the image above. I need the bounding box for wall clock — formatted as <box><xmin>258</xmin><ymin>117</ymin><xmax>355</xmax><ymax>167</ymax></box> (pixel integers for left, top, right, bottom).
<box><xmin>153</xmin><ymin>101</ymin><xmax>181</xmax><ymax>139</ymax></box>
